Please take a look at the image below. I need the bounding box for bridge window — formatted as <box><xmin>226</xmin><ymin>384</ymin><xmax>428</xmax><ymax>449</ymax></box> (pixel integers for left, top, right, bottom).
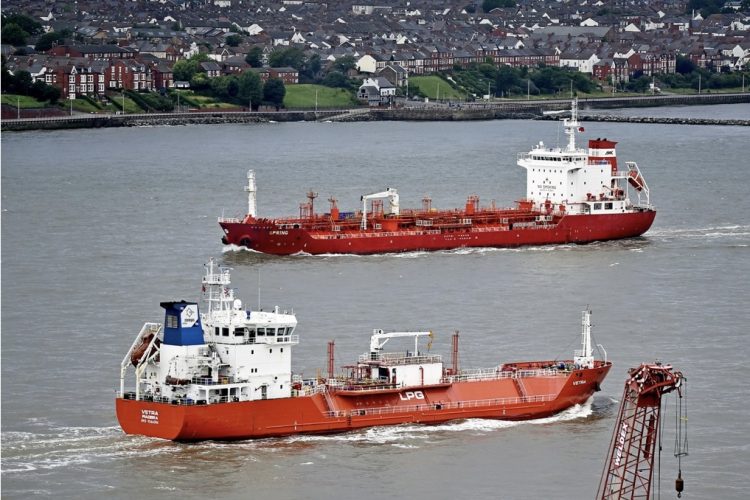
<box><xmin>594</xmin><ymin>203</ymin><xmax>602</xmax><ymax>210</ymax></box>
<box><xmin>166</xmin><ymin>315</ymin><xmax>178</xmax><ymax>328</ymax></box>
<box><xmin>234</xmin><ymin>328</ymin><xmax>245</xmax><ymax>336</ymax></box>
<box><xmin>257</xmin><ymin>328</ymin><xmax>266</xmax><ymax>336</ymax></box>
<box><xmin>222</xmin><ymin>327</ymin><xmax>229</xmax><ymax>336</ymax></box>
<box><xmin>605</xmin><ymin>202</ymin><xmax>613</xmax><ymax>210</ymax></box>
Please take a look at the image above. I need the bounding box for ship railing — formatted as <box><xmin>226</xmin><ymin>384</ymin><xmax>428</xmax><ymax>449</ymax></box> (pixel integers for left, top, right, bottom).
<box><xmin>310</xmin><ymin>229</ymin><xmax>442</xmax><ymax>240</ymax></box>
<box><xmin>442</xmin><ymin>367</ymin><xmax>564</xmax><ymax>383</ymax></box>
<box><xmin>238</xmin><ymin>335</ymin><xmax>300</xmax><ymax>345</ymax></box>
<box><xmin>358</xmin><ymin>352</ymin><xmax>443</xmax><ymax>365</ymax></box>
<box><xmin>331</xmin><ymin>382</ymin><xmax>403</xmax><ymax>393</ymax></box>
<box><xmin>323</xmin><ymin>393</ymin><xmax>557</xmax><ymax>418</ymax></box>
<box><xmin>218</xmin><ymin>216</ymin><xmax>242</xmax><ymax>223</ymax></box>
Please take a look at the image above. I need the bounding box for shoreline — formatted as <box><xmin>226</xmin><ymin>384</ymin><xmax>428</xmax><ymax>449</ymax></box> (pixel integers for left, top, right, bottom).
<box><xmin>2</xmin><ymin>93</ymin><xmax>749</xmax><ymax>131</ymax></box>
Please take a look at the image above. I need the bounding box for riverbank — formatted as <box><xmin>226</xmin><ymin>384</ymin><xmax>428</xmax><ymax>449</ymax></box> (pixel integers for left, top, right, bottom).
<box><xmin>2</xmin><ymin>93</ymin><xmax>749</xmax><ymax>131</ymax></box>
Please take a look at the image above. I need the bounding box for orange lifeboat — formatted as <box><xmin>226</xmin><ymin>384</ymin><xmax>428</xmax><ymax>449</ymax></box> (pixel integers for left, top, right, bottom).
<box><xmin>628</xmin><ymin>170</ymin><xmax>645</xmax><ymax>191</ymax></box>
<box><xmin>130</xmin><ymin>333</ymin><xmax>161</xmax><ymax>366</ymax></box>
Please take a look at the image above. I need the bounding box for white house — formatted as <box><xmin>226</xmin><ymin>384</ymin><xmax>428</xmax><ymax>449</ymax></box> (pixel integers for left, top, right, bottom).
<box><xmin>560</xmin><ymin>51</ymin><xmax>600</xmax><ymax>73</ymax></box>
<box><xmin>356</xmin><ymin>54</ymin><xmax>377</xmax><ymax>73</ymax></box>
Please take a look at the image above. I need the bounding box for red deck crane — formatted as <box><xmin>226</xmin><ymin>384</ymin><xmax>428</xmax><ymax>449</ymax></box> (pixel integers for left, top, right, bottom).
<box><xmin>597</xmin><ymin>363</ymin><xmax>688</xmax><ymax>499</ymax></box>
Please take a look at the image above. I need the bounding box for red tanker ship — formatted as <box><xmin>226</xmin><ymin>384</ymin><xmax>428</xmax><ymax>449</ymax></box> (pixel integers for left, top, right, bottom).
<box><xmin>116</xmin><ymin>260</ymin><xmax>611</xmax><ymax>441</ymax></box>
<box><xmin>219</xmin><ymin>100</ymin><xmax>654</xmax><ymax>255</ymax></box>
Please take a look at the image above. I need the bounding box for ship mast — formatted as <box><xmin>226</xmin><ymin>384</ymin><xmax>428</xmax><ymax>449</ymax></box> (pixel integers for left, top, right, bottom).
<box><xmin>245</xmin><ymin>170</ymin><xmax>257</xmax><ymax>218</ymax></box>
<box><xmin>574</xmin><ymin>309</ymin><xmax>594</xmax><ymax>369</ymax></box>
<box><xmin>201</xmin><ymin>258</ymin><xmax>233</xmax><ymax>322</ymax></box>
<box><xmin>563</xmin><ymin>98</ymin><xmax>581</xmax><ymax>152</ymax></box>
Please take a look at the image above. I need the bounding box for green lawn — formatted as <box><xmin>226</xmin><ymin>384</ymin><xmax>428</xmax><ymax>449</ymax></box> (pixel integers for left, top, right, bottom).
<box><xmin>1</xmin><ymin>94</ymin><xmax>48</xmax><ymax>108</ymax></box>
<box><xmin>284</xmin><ymin>84</ymin><xmax>357</xmax><ymax>108</ymax></box>
<box><xmin>106</xmin><ymin>94</ymin><xmax>145</xmax><ymax>114</ymax></box>
<box><xmin>410</xmin><ymin>76</ymin><xmax>466</xmax><ymax>100</ymax></box>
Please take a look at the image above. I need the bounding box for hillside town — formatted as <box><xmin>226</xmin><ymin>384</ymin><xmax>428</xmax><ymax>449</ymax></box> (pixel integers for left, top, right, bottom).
<box><xmin>2</xmin><ymin>0</ymin><xmax>750</xmax><ymax>109</ymax></box>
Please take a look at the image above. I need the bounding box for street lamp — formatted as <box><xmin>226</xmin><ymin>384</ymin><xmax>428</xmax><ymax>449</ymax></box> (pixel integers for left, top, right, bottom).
<box><xmin>122</xmin><ymin>90</ymin><xmax>126</xmax><ymax>114</ymax></box>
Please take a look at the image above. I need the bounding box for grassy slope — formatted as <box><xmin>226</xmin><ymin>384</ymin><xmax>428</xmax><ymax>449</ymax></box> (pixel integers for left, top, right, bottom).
<box><xmin>410</xmin><ymin>75</ymin><xmax>466</xmax><ymax>100</ymax></box>
<box><xmin>1</xmin><ymin>94</ymin><xmax>48</xmax><ymax>108</ymax></box>
<box><xmin>284</xmin><ymin>84</ymin><xmax>357</xmax><ymax>108</ymax></box>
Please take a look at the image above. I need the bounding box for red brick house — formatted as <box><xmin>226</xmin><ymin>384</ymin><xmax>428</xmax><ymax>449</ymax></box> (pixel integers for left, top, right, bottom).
<box><xmin>107</xmin><ymin>60</ymin><xmax>153</xmax><ymax>91</ymax></box>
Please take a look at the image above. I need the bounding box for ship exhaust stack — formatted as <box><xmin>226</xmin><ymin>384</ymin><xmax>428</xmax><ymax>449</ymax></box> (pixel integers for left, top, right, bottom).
<box><xmin>245</xmin><ymin>170</ymin><xmax>257</xmax><ymax>218</ymax></box>
<box><xmin>160</xmin><ymin>301</ymin><xmax>204</xmax><ymax>346</ymax></box>
<box><xmin>327</xmin><ymin>340</ymin><xmax>335</xmax><ymax>380</ymax></box>
<box><xmin>451</xmin><ymin>331</ymin><xmax>460</xmax><ymax>375</ymax></box>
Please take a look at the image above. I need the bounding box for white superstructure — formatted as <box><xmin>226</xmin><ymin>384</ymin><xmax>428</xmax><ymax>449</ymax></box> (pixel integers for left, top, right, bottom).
<box><xmin>517</xmin><ymin>99</ymin><xmax>651</xmax><ymax>216</ymax></box>
<box><xmin>120</xmin><ymin>259</ymin><xmax>298</xmax><ymax>405</ymax></box>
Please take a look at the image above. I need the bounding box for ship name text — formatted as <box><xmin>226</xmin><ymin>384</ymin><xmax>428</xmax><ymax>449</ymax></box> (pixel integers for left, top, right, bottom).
<box><xmin>141</xmin><ymin>409</ymin><xmax>160</xmax><ymax>425</ymax></box>
<box><xmin>399</xmin><ymin>391</ymin><xmax>425</xmax><ymax>401</ymax></box>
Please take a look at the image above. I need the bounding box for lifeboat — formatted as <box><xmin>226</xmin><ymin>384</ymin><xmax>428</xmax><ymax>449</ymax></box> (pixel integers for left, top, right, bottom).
<box><xmin>628</xmin><ymin>170</ymin><xmax>645</xmax><ymax>191</ymax></box>
<box><xmin>130</xmin><ymin>333</ymin><xmax>160</xmax><ymax>366</ymax></box>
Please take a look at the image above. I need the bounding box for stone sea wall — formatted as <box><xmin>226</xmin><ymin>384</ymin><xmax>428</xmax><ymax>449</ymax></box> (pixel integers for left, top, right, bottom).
<box><xmin>3</xmin><ymin>93</ymin><xmax>749</xmax><ymax>131</ymax></box>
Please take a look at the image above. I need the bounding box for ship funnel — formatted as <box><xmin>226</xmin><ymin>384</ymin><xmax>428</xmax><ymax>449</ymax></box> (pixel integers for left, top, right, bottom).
<box><xmin>160</xmin><ymin>301</ymin><xmax>204</xmax><ymax>346</ymax></box>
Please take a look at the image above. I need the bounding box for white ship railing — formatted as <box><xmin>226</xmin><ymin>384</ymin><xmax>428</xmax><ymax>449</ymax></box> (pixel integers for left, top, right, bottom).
<box><xmin>442</xmin><ymin>367</ymin><xmax>565</xmax><ymax>383</ymax></box>
<box><xmin>358</xmin><ymin>352</ymin><xmax>443</xmax><ymax>365</ymax></box>
<box><xmin>323</xmin><ymin>393</ymin><xmax>557</xmax><ymax>418</ymax></box>
<box><xmin>218</xmin><ymin>216</ymin><xmax>242</xmax><ymax>223</ymax></box>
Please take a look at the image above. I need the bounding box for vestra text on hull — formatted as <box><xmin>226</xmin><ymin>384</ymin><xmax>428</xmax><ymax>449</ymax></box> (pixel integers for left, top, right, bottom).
<box><xmin>219</xmin><ymin>99</ymin><xmax>655</xmax><ymax>255</ymax></box>
<box><xmin>116</xmin><ymin>260</ymin><xmax>611</xmax><ymax>441</ymax></box>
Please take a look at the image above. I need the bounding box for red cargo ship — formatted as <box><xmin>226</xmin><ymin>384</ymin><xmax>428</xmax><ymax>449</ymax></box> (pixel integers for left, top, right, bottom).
<box><xmin>219</xmin><ymin>100</ymin><xmax>654</xmax><ymax>255</ymax></box>
<box><xmin>116</xmin><ymin>260</ymin><xmax>611</xmax><ymax>441</ymax></box>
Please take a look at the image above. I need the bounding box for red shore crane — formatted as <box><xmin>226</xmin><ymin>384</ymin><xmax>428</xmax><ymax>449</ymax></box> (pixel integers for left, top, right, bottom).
<box><xmin>597</xmin><ymin>363</ymin><xmax>688</xmax><ymax>499</ymax></box>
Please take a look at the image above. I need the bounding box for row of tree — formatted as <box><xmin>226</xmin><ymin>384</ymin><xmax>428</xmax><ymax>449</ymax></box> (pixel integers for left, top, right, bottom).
<box><xmin>1</xmin><ymin>58</ymin><xmax>61</xmax><ymax>103</ymax></box>
<box><xmin>446</xmin><ymin>63</ymin><xmax>597</xmax><ymax>99</ymax></box>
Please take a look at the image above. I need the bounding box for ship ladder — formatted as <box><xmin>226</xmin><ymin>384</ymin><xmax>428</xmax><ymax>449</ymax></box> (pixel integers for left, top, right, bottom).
<box><xmin>513</xmin><ymin>375</ymin><xmax>529</xmax><ymax>401</ymax></box>
<box><xmin>323</xmin><ymin>390</ymin><xmax>338</xmax><ymax>416</ymax></box>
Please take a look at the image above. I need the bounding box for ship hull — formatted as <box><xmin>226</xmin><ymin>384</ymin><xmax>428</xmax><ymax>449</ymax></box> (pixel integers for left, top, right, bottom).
<box><xmin>116</xmin><ymin>363</ymin><xmax>610</xmax><ymax>441</ymax></box>
<box><xmin>220</xmin><ymin>211</ymin><xmax>655</xmax><ymax>256</ymax></box>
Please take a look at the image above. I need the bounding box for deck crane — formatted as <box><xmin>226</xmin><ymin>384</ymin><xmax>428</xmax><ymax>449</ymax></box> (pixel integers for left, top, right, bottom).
<box><xmin>361</xmin><ymin>188</ymin><xmax>399</xmax><ymax>230</ymax></box>
<box><xmin>597</xmin><ymin>363</ymin><xmax>688</xmax><ymax>500</ymax></box>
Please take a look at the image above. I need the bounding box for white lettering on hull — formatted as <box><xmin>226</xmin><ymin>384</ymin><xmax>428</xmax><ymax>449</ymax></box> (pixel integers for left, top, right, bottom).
<box><xmin>141</xmin><ymin>409</ymin><xmax>159</xmax><ymax>425</ymax></box>
<box><xmin>399</xmin><ymin>391</ymin><xmax>425</xmax><ymax>401</ymax></box>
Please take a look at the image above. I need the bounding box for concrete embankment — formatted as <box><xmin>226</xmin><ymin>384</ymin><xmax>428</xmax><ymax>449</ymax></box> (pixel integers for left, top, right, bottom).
<box><xmin>2</xmin><ymin>93</ymin><xmax>748</xmax><ymax>131</ymax></box>
<box><xmin>1</xmin><ymin>109</ymin><xmax>343</xmax><ymax>132</ymax></box>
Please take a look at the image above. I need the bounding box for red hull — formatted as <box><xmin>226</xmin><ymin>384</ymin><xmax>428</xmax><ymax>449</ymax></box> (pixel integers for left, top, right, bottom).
<box><xmin>220</xmin><ymin>211</ymin><xmax>655</xmax><ymax>256</ymax></box>
<box><xmin>116</xmin><ymin>362</ymin><xmax>610</xmax><ymax>441</ymax></box>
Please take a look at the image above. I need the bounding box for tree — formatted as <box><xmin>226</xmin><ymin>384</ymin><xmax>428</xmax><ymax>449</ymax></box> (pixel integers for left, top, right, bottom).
<box><xmin>190</xmin><ymin>72</ymin><xmax>210</xmax><ymax>90</ymax></box>
<box><xmin>268</xmin><ymin>47</ymin><xmax>306</xmax><ymax>70</ymax></box>
<box><xmin>238</xmin><ymin>71</ymin><xmax>263</xmax><ymax>110</ymax></box>
<box><xmin>2</xmin><ymin>14</ymin><xmax>42</xmax><ymax>39</ymax></box>
<box><xmin>263</xmin><ymin>78</ymin><xmax>286</xmax><ymax>109</ymax></box>
<box><xmin>245</xmin><ymin>46</ymin><xmax>263</xmax><ymax>68</ymax></box>
<box><xmin>13</xmin><ymin>70</ymin><xmax>33</xmax><ymax>95</ymax></box>
<box><xmin>1</xmin><ymin>24</ymin><xmax>28</xmax><ymax>46</ymax></box>
<box><xmin>172</xmin><ymin>54</ymin><xmax>209</xmax><ymax>82</ymax></box>
<box><xmin>35</xmin><ymin>30</ymin><xmax>70</xmax><ymax>52</ymax></box>
<box><xmin>482</xmin><ymin>0</ymin><xmax>516</xmax><ymax>12</ymax></box>
<box><xmin>321</xmin><ymin>70</ymin><xmax>349</xmax><ymax>88</ymax></box>
<box><xmin>676</xmin><ymin>55</ymin><xmax>696</xmax><ymax>75</ymax></box>
<box><xmin>225</xmin><ymin>34</ymin><xmax>242</xmax><ymax>47</ymax></box>
<box><xmin>332</xmin><ymin>55</ymin><xmax>356</xmax><ymax>74</ymax></box>
<box><xmin>300</xmin><ymin>54</ymin><xmax>321</xmax><ymax>82</ymax></box>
